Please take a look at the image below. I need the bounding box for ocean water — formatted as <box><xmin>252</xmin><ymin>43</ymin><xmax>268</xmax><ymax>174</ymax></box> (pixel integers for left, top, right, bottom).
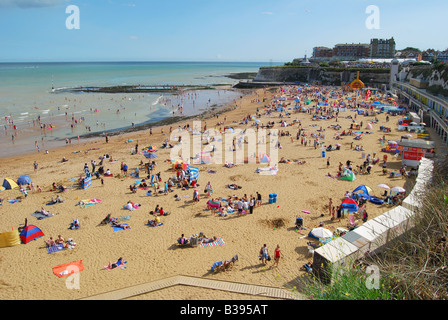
<box><xmin>0</xmin><ymin>61</ymin><xmax>275</xmax><ymax>157</ymax></box>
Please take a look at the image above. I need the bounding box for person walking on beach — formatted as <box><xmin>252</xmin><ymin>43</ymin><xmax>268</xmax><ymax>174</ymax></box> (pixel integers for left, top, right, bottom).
<box><xmin>33</xmin><ymin>161</ymin><xmax>38</xmax><ymax>173</ymax></box>
<box><xmin>249</xmin><ymin>197</ymin><xmax>255</xmax><ymax>214</ymax></box>
<box><xmin>327</xmin><ymin>157</ymin><xmax>331</xmax><ymax>168</ymax></box>
<box><xmin>328</xmin><ymin>198</ymin><xmax>333</xmax><ymax>216</ymax></box>
<box><xmin>256</xmin><ymin>192</ymin><xmax>262</xmax><ymax>207</ymax></box>
<box><xmin>260</xmin><ymin>244</ymin><xmax>269</xmax><ymax>265</ymax></box>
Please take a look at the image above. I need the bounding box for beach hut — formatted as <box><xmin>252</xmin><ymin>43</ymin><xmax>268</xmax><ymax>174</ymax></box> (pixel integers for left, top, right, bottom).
<box><xmin>351</xmin><ymin>220</ymin><xmax>389</xmax><ymax>252</ymax></box>
<box><xmin>313</xmin><ymin>243</ymin><xmax>347</xmax><ymax>284</ymax></box>
<box><xmin>341</xmin><ymin>230</ymin><xmax>370</xmax><ymax>255</ymax></box>
<box><xmin>17</xmin><ymin>175</ymin><xmax>32</xmax><ymax>186</ymax></box>
<box><xmin>326</xmin><ymin>237</ymin><xmax>362</xmax><ymax>262</ymax></box>
<box><xmin>372</xmin><ymin>207</ymin><xmax>411</xmax><ymax>242</ymax></box>
<box><xmin>382</xmin><ymin>206</ymin><xmax>415</xmax><ymax>232</ymax></box>
<box><xmin>2</xmin><ymin>178</ymin><xmax>18</xmax><ymax>190</ymax></box>
<box><xmin>0</xmin><ymin>229</ymin><xmax>21</xmax><ymax>248</ymax></box>
<box><xmin>19</xmin><ymin>225</ymin><xmax>44</xmax><ymax>244</ymax></box>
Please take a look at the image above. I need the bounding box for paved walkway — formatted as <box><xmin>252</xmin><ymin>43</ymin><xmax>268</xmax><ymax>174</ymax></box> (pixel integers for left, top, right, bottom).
<box><xmin>80</xmin><ymin>275</ymin><xmax>303</xmax><ymax>300</ymax></box>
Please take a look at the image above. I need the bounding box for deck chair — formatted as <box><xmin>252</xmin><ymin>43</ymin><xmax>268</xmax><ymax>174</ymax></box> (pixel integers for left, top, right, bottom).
<box><xmin>224</xmin><ymin>255</ymin><xmax>239</xmax><ymax>271</ymax></box>
<box><xmin>18</xmin><ymin>218</ymin><xmax>28</xmax><ymax>233</ymax></box>
<box><xmin>190</xmin><ymin>236</ymin><xmax>199</xmax><ymax>247</ymax></box>
<box><xmin>295</xmin><ymin>217</ymin><xmax>303</xmax><ymax>230</ymax></box>
<box><xmin>307</xmin><ymin>246</ymin><xmax>315</xmax><ymax>258</ymax></box>
<box><xmin>211</xmin><ymin>261</ymin><xmax>224</xmax><ymax>272</ymax></box>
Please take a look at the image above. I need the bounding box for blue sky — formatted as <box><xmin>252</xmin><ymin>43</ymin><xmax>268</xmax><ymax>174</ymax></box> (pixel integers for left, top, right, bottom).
<box><xmin>0</xmin><ymin>0</ymin><xmax>447</xmax><ymax>62</ymax></box>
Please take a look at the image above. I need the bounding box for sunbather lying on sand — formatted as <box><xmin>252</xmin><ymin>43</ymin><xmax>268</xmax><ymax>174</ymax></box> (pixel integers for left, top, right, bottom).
<box><xmin>106</xmin><ymin>257</ymin><xmax>125</xmax><ymax>270</ymax></box>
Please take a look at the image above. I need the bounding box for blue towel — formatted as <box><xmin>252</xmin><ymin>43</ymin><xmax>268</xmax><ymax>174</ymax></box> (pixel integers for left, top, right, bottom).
<box><xmin>113</xmin><ymin>224</ymin><xmax>130</xmax><ymax>232</ymax></box>
<box><xmin>47</xmin><ymin>244</ymin><xmax>65</xmax><ymax>254</ymax></box>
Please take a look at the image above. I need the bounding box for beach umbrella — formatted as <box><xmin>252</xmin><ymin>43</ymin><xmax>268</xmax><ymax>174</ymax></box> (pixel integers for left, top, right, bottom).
<box><xmin>388</xmin><ymin>141</ymin><xmax>398</xmax><ymax>145</ymax></box>
<box><xmin>377</xmin><ymin>184</ymin><xmax>390</xmax><ymax>189</ymax></box>
<box><xmin>309</xmin><ymin>227</ymin><xmax>333</xmax><ymax>240</ymax></box>
<box><xmin>420</xmin><ymin>122</ymin><xmax>426</xmax><ymax>126</ymax></box>
<box><xmin>17</xmin><ymin>175</ymin><xmax>32</xmax><ymax>185</ymax></box>
<box><xmin>410</xmin><ymin>122</ymin><xmax>418</xmax><ymax>126</ymax></box>
<box><xmin>391</xmin><ymin>186</ymin><xmax>406</xmax><ymax>193</ymax></box>
<box><xmin>403</xmin><ymin>134</ymin><xmax>412</xmax><ymax>138</ymax></box>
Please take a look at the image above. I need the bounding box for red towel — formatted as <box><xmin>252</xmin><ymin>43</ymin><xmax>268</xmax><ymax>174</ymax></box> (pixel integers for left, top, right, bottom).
<box><xmin>53</xmin><ymin>260</ymin><xmax>84</xmax><ymax>278</ymax></box>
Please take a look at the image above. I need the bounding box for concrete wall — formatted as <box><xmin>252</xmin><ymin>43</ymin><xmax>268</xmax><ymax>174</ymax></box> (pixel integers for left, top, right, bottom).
<box><xmin>253</xmin><ymin>67</ymin><xmax>390</xmax><ymax>86</ymax></box>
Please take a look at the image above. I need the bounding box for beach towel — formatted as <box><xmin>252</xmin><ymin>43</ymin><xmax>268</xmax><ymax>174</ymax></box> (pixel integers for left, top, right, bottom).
<box><xmin>124</xmin><ymin>203</ymin><xmax>140</xmax><ymax>210</ymax></box>
<box><xmin>46</xmin><ymin>200</ymin><xmax>64</xmax><ymax>206</ymax></box>
<box><xmin>47</xmin><ymin>244</ymin><xmax>66</xmax><ymax>254</ymax></box>
<box><xmin>52</xmin><ymin>260</ymin><xmax>84</xmax><ymax>278</ymax></box>
<box><xmin>79</xmin><ymin>199</ymin><xmax>102</xmax><ymax>207</ymax></box>
<box><xmin>200</xmin><ymin>238</ymin><xmax>225</xmax><ymax>247</ymax></box>
<box><xmin>113</xmin><ymin>224</ymin><xmax>130</xmax><ymax>232</ymax></box>
<box><xmin>7</xmin><ymin>200</ymin><xmax>21</xmax><ymax>204</ymax></box>
<box><xmin>146</xmin><ymin>222</ymin><xmax>164</xmax><ymax>227</ymax></box>
<box><xmin>207</xmin><ymin>200</ymin><xmax>221</xmax><ymax>209</ymax></box>
<box><xmin>32</xmin><ymin>211</ymin><xmax>54</xmax><ymax>220</ymax></box>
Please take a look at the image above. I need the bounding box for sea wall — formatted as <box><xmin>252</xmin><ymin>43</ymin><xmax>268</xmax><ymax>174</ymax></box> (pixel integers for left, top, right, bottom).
<box><xmin>252</xmin><ymin>67</ymin><xmax>390</xmax><ymax>86</ymax></box>
<box><xmin>312</xmin><ymin>157</ymin><xmax>434</xmax><ymax>284</ymax></box>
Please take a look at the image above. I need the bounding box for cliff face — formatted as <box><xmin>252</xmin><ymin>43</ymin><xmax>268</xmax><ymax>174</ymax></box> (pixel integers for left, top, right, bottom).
<box><xmin>407</xmin><ymin>65</ymin><xmax>448</xmax><ymax>89</ymax></box>
<box><xmin>253</xmin><ymin>67</ymin><xmax>390</xmax><ymax>86</ymax></box>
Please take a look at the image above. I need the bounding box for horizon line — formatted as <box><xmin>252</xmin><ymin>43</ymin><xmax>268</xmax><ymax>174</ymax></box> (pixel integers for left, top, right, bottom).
<box><xmin>0</xmin><ymin>60</ymin><xmax>286</xmax><ymax>64</ymax></box>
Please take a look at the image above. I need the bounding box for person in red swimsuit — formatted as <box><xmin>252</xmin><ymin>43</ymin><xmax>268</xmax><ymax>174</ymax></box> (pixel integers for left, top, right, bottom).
<box><xmin>273</xmin><ymin>245</ymin><xmax>283</xmax><ymax>267</ymax></box>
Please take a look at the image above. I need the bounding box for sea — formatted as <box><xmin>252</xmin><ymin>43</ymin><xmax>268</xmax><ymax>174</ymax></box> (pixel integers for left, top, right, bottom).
<box><xmin>0</xmin><ymin>61</ymin><xmax>279</xmax><ymax>158</ymax></box>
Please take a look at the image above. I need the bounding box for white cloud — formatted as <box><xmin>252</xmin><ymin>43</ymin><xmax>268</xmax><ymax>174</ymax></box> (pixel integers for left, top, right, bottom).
<box><xmin>129</xmin><ymin>35</ymin><xmax>138</xmax><ymax>40</ymax></box>
<box><xmin>262</xmin><ymin>12</ymin><xmax>274</xmax><ymax>15</ymax></box>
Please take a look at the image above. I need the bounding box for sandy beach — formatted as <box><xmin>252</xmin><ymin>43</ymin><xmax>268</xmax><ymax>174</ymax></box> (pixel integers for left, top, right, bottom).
<box><xmin>0</xmin><ymin>86</ymin><xmax>415</xmax><ymax>300</ymax></box>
